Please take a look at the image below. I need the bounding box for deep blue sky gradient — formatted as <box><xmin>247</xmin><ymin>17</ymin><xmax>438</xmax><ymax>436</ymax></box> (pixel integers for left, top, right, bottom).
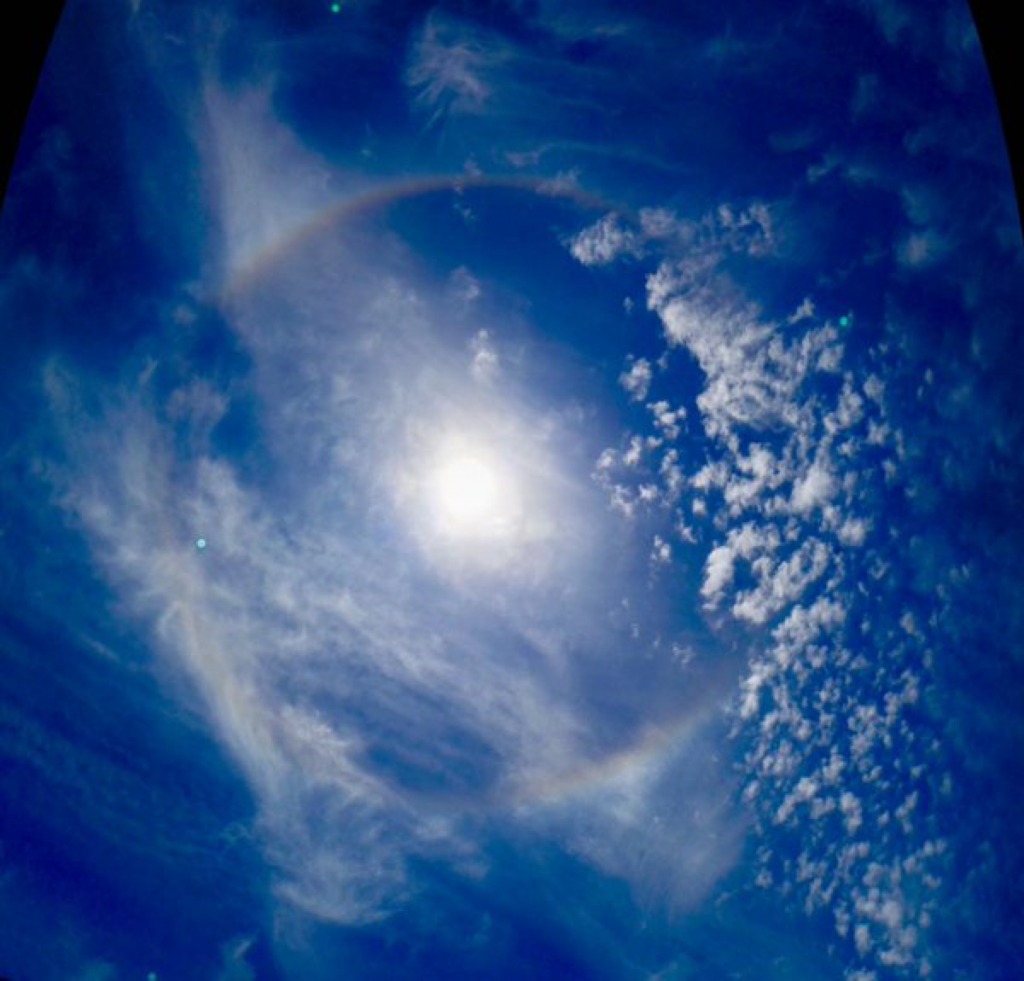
<box><xmin>2</xmin><ymin>2</ymin><xmax>1023</xmax><ymax>980</ymax></box>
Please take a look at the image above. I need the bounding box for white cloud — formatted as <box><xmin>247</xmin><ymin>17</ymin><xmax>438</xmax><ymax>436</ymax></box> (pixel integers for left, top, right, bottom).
<box><xmin>651</xmin><ymin>535</ymin><xmax>672</xmax><ymax>565</ymax></box>
<box><xmin>451</xmin><ymin>266</ymin><xmax>482</xmax><ymax>303</ymax></box>
<box><xmin>30</xmin><ymin>27</ymin><xmax>967</xmax><ymax>969</ymax></box>
<box><xmin>594</xmin><ymin>447</ymin><xmax>616</xmax><ymax>473</ymax></box>
<box><xmin>715</xmin><ymin>201</ymin><xmax>777</xmax><ymax>256</ymax></box>
<box><xmin>896</xmin><ymin>228</ymin><xmax>949</xmax><ymax>268</ymax></box>
<box><xmin>638</xmin><ymin>206</ymin><xmax>690</xmax><ymax>242</ymax></box>
<box><xmin>588</xmin><ymin>184</ymin><xmax>949</xmax><ymax>978</ymax></box>
<box><xmin>470</xmin><ymin>328</ymin><xmax>499</xmax><ymax>381</ymax></box>
<box><xmin>702</xmin><ymin>545</ymin><xmax>738</xmax><ymax>603</ymax></box>
<box><xmin>899</xmin><ymin>610</ymin><xmax>920</xmax><ymax>637</ymax></box>
<box><xmin>534</xmin><ymin>716</ymin><xmax>747</xmax><ymax>915</ymax></box>
<box><xmin>568</xmin><ymin>199</ymin><xmax>780</xmax><ymax>273</ymax></box>
<box><xmin>406</xmin><ymin>13</ymin><xmax>494</xmax><ymax>126</ymax></box>
<box><xmin>863</xmin><ymin>373</ymin><xmax>885</xmax><ymax>404</ymax></box>
<box><xmin>791</xmin><ymin>461</ymin><xmax>837</xmax><ymax>512</ymax></box>
<box><xmin>40</xmin><ymin>87</ymin><xmax>644</xmax><ymax>920</ymax></box>
<box><xmin>623</xmin><ymin>434</ymin><xmax>645</xmax><ymax>467</ymax></box>
<box><xmin>701</xmin><ymin>523</ymin><xmax>781</xmax><ymax>607</ymax></box>
<box><xmin>788</xmin><ymin>296</ymin><xmax>816</xmax><ymax>323</ymax></box>
<box><xmin>568</xmin><ymin>213</ymin><xmax>643</xmax><ymax>266</ymax></box>
<box><xmin>619</xmin><ymin>357</ymin><xmax>653</xmax><ymax>401</ymax></box>
<box><xmin>839</xmin><ymin>791</ymin><xmax>863</xmax><ymax>834</ymax></box>
<box><xmin>646</xmin><ymin>263</ymin><xmax>843</xmax><ymax>443</ymax></box>
<box><xmin>648</xmin><ymin>400</ymin><xmax>685</xmax><ymax>440</ymax></box>
<box><xmin>47</xmin><ymin>349</ymin><xmax>607</xmax><ymax>925</ymax></box>
<box><xmin>42</xmin><ymin>92</ymin><xmax>756</xmax><ymax>934</ymax></box>
<box><xmin>731</xmin><ymin>539</ymin><xmax>831</xmax><ymax>625</ymax></box>
<box><xmin>200</xmin><ymin>85</ymin><xmax>335</xmax><ymax>284</ymax></box>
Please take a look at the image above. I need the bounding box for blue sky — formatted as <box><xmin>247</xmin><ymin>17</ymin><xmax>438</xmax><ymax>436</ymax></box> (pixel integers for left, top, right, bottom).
<box><xmin>1</xmin><ymin>2</ymin><xmax>1022</xmax><ymax>980</ymax></box>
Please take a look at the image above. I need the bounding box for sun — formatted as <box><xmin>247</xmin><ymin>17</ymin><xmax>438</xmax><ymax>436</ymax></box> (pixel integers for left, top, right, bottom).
<box><xmin>433</xmin><ymin>453</ymin><xmax>505</xmax><ymax>531</ymax></box>
<box><xmin>398</xmin><ymin>426</ymin><xmax>531</xmax><ymax>551</ymax></box>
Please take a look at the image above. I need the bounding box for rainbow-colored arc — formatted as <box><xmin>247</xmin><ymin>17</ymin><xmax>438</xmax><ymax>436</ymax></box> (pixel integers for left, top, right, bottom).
<box><xmin>220</xmin><ymin>171</ymin><xmax>612</xmax><ymax>301</ymax></box>
<box><xmin>205</xmin><ymin>169</ymin><xmax>712</xmax><ymax>812</ymax></box>
<box><xmin>504</xmin><ymin>697</ymin><xmax>722</xmax><ymax>811</ymax></box>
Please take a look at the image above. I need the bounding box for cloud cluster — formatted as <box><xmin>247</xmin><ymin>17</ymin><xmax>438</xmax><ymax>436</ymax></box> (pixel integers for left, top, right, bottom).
<box><xmin>574</xmin><ymin>192</ymin><xmax>954</xmax><ymax>977</ymax></box>
<box><xmin>569</xmin><ymin>213</ymin><xmax>643</xmax><ymax>267</ymax></box>
<box><xmin>567</xmin><ymin>200</ymin><xmax>778</xmax><ymax>270</ymax></box>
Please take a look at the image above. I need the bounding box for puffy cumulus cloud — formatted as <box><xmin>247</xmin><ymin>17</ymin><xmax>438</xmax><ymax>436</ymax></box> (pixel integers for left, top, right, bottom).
<box><xmin>837</xmin><ymin>515</ymin><xmax>870</xmax><ymax>547</ymax></box>
<box><xmin>701</xmin><ymin>545</ymin><xmax>737</xmax><ymax>603</ymax></box>
<box><xmin>788</xmin><ymin>296</ymin><xmax>816</xmax><ymax>324</ymax></box>
<box><xmin>645</xmin><ymin>262</ymin><xmax>843</xmax><ymax>445</ymax></box>
<box><xmin>791</xmin><ymin>461</ymin><xmax>837</xmax><ymax>512</ymax></box>
<box><xmin>701</xmin><ymin>523</ymin><xmax>781</xmax><ymax>608</ymax></box>
<box><xmin>650</xmin><ymin>534</ymin><xmax>672</xmax><ymax>565</ymax></box>
<box><xmin>568</xmin><ymin>212</ymin><xmax>644</xmax><ymax>266</ymax></box>
<box><xmin>619</xmin><ymin>356</ymin><xmax>653</xmax><ymax>401</ymax></box>
<box><xmin>648</xmin><ymin>400</ymin><xmax>685</xmax><ymax>441</ymax></box>
<box><xmin>568</xmin><ymin>200</ymin><xmax>781</xmax><ymax>273</ymax></box>
<box><xmin>730</xmin><ymin>538</ymin><xmax>832</xmax><ymax>626</ymax></box>
<box><xmin>639</xmin><ymin>206</ymin><xmax>690</xmax><ymax>242</ymax></box>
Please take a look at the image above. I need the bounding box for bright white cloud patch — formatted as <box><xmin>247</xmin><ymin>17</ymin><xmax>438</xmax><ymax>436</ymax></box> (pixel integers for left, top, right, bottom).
<box><xmin>791</xmin><ymin>461</ymin><xmax>836</xmax><ymax>512</ymax></box>
<box><xmin>568</xmin><ymin>212</ymin><xmax>643</xmax><ymax>266</ymax></box>
<box><xmin>619</xmin><ymin>357</ymin><xmax>653</xmax><ymax>401</ymax></box>
<box><xmin>569</xmin><ymin>200</ymin><xmax>780</xmax><ymax>272</ymax></box>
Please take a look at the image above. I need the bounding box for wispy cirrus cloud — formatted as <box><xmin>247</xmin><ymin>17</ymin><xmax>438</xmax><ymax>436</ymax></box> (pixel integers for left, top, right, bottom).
<box><xmin>37</xmin><ymin>73</ymin><xmax>743</xmax><ymax>940</ymax></box>
<box><xmin>406</xmin><ymin>12</ymin><xmax>497</xmax><ymax>128</ymax></box>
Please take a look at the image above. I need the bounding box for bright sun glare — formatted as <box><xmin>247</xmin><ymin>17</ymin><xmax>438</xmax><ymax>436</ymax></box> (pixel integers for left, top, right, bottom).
<box><xmin>434</xmin><ymin>455</ymin><xmax>501</xmax><ymax>525</ymax></box>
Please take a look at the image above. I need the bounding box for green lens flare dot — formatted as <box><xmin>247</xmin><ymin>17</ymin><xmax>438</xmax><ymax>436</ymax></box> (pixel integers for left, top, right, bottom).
<box><xmin>196</xmin><ymin>537</ymin><xmax>207</xmax><ymax>550</ymax></box>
